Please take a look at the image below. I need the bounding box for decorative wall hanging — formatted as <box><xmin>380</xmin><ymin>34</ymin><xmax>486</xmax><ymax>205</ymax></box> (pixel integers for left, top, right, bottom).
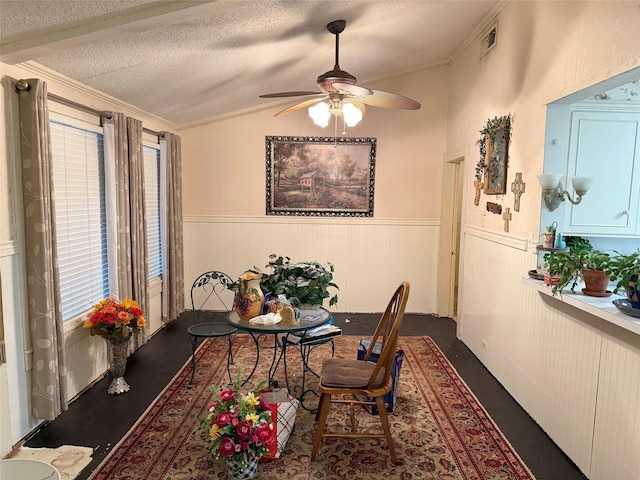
<box><xmin>502</xmin><ymin>207</ymin><xmax>512</xmax><ymax>232</ymax></box>
<box><xmin>486</xmin><ymin>202</ymin><xmax>502</xmax><ymax>214</ymax></box>
<box><xmin>476</xmin><ymin>114</ymin><xmax>512</xmax><ymax>195</ymax></box>
<box><xmin>265</xmin><ymin>136</ymin><xmax>376</xmax><ymax>217</ymax></box>
<box><xmin>510</xmin><ymin>172</ymin><xmax>525</xmax><ymax>212</ymax></box>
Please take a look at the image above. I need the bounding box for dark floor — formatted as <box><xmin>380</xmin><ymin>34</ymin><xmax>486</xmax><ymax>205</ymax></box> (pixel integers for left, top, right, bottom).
<box><xmin>24</xmin><ymin>312</ymin><xmax>587</xmax><ymax>480</ymax></box>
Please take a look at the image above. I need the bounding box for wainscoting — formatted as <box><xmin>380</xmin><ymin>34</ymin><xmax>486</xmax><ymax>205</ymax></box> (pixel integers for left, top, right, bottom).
<box><xmin>183</xmin><ymin>216</ymin><xmax>440</xmax><ymax>314</ymax></box>
<box><xmin>460</xmin><ymin>228</ymin><xmax>640</xmax><ymax>479</ymax></box>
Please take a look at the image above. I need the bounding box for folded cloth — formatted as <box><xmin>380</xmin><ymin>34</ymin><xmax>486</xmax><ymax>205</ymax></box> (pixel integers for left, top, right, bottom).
<box><xmin>249</xmin><ymin>312</ymin><xmax>282</xmax><ymax>325</ymax></box>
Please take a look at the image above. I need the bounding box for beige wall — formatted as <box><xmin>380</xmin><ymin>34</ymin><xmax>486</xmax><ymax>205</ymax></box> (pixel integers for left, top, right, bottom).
<box><xmin>448</xmin><ymin>2</ymin><xmax>640</xmax><ymax>478</ymax></box>
<box><xmin>180</xmin><ymin>66</ymin><xmax>450</xmax><ymax>313</ymax></box>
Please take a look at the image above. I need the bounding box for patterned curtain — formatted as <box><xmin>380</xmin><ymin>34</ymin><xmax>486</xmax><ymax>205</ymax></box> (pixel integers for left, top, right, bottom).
<box><xmin>16</xmin><ymin>78</ymin><xmax>68</xmax><ymax>420</ymax></box>
<box><xmin>127</xmin><ymin>117</ymin><xmax>149</xmax><ymax>348</ymax></box>
<box><xmin>161</xmin><ymin>133</ymin><xmax>185</xmax><ymax>323</ymax></box>
<box><xmin>102</xmin><ymin>113</ymin><xmax>149</xmax><ymax>348</ymax></box>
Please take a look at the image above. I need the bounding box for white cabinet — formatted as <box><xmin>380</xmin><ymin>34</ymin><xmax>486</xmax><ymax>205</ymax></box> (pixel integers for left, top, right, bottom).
<box><xmin>563</xmin><ymin>108</ymin><xmax>640</xmax><ymax>236</ymax></box>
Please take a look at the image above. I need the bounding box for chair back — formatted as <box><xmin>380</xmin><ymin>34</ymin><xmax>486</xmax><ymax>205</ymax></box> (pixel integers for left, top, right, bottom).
<box><xmin>362</xmin><ymin>281</ymin><xmax>410</xmax><ymax>390</ymax></box>
<box><xmin>190</xmin><ymin>271</ymin><xmax>235</xmax><ymax>324</ymax></box>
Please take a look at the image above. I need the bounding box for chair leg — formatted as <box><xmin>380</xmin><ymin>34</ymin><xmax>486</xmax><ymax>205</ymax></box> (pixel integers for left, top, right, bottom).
<box><xmin>375</xmin><ymin>397</ymin><xmax>397</xmax><ymax>464</ymax></box>
<box><xmin>311</xmin><ymin>392</ymin><xmax>331</xmax><ymax>461</ymax></box>
<box><xmin>190</xmin><ymin>336</ymin><xmax>198</xmax><ymax>383</ymax></box>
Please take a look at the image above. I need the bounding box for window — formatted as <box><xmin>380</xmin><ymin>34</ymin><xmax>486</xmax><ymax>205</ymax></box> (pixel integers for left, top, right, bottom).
<box><xmin>50</xmin><ymin>118</ymin><xmax>108</xmax><ymax>321</ymax></box>
<box><xmin>143</xmin><ymin>143</ymin><xmax>162</xmax><ymax>280</ymax></box>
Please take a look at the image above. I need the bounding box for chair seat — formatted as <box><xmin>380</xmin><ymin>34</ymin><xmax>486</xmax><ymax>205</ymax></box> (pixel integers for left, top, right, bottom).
<box><xmin>187</xmin><ymin>323</ymin><xmax>237</xmax><ymax>337</ymax></box>
<box><xmin>320</xmin><ymin>358</ymin><xmax>385</xmax><ymax>388</ymax></box>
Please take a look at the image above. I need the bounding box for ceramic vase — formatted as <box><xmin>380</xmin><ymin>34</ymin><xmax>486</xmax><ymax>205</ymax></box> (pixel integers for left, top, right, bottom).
<box><xmin>627</xmin><ymin>268</ymin><xmax>640</xmax><ymax>308</ymax></box>
<box><xmin>233</xmin><ymin>271</ymin><xmax>265</xmax><ymax>320</ymax></box>
<box><xmin>225</xmin><ymin>455</ymin><xmax>259</xmax><ymax>480</ymax></box>
<box><xmin>105</xmin><ymin>336</ymin><xmax>131</xmax><ymax>394</ymax></box>
<box><xmin>542</xmin><ymin>231</ymin><xmax>555</xmax><ymax>249</ymax></box>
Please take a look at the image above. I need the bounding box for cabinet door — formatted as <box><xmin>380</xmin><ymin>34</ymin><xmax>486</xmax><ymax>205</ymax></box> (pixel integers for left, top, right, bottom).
<box><xmin>564</xmin><ymin>110</ymin><xmax>640</xmax><ymax>236</ymax></box>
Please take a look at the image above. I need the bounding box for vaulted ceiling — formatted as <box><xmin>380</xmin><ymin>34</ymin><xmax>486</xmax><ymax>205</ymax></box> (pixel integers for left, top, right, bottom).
<box><xmin>1</xmin><ymin>1</ymin><xmax>502</xmax><ymax>127</ymax></box>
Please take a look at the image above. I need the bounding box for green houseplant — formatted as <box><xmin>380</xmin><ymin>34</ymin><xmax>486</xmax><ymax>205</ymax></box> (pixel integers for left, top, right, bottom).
<box><xmin>609</xmin><ymin>248</ymin><xmax>640</xmax><ymax>295</ymax></box>
<box><xmin>259</xmin><ymin>254</ymin><xmax>339</xmax><ymax>307</ymax></box>
<box><xmin>544</xmin><ymin>238</ymin><xmax>614</xmax><ymax>295</ymax></box>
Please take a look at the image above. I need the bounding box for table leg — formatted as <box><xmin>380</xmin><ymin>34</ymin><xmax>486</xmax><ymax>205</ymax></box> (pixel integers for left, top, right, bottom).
<box><xmin>239</xmin><ymin>332</ymin><xmax>260</xmax><ymax>387</ymax></box>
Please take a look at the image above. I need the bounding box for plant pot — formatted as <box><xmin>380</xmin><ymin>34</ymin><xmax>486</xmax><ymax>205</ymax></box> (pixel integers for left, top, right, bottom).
<box><xmin>582</xmin><ymin>269</ymin><xmax>611</xmax><ymax>296</ymax></box>
<box><xmin>542</xmin><ymin>232</ymin><xmax>556</xmax><ymax>249</ymax></box>
<box><xmin>627</xmin><ymin>268</ymin><xmax>640</xmax><ymax>308</ymax></box>
<box><xmin>226</xmin><ymin>454</ymin><xmax>259</xmax><ymax>480</ymax></box>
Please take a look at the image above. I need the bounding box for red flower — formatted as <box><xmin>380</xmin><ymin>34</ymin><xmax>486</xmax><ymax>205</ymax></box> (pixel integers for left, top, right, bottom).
<box><xmin>236</xmin><ymin>420</ymin><xmax>252</xmax><ymax>440</ymax></box>
<box><xmin>216</xmin><ymin>412</ymin><xmax>232</xmax><ymax>427</ymax></box>
<box><xmin>255</xmin><ymin>423</ymin><xmax>274</xmax><ymax>445</ymax></box>
<box><xmin>218</xmin><ymin>437</ymin><xmax>236</xmax><ymax>457</ymax></box>
<box><xmin>220</xmin><ymin>389</ymin><xmax>236</xmax><ymax>401</ymax></box>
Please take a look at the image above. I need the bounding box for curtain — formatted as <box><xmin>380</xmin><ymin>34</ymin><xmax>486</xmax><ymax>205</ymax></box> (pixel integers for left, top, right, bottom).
<box><xmin>161</xmin><ymin>133</ymin><xmax>185</xmax><ymax>323</ymax></box>
<box><xmin>16</xmin><ymin>78</ymin><xmax>68</xmax><ymax>420</ymax></box>
<box><xmin>127</xmin><ymin>117</ymin><xmax>149</xmax><ymax>348</ymax></box>
<box><xmin>102</xmin><ymin>113</ymin><xmax>149</xmax><ymax>348</ymax></box>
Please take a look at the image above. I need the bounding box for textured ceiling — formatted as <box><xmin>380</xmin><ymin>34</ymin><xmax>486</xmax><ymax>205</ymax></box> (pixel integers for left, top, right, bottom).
<box><xmin>1</xmin><ymin>0</ymin><xmax>501</xmax><ymax>126</ymax></box>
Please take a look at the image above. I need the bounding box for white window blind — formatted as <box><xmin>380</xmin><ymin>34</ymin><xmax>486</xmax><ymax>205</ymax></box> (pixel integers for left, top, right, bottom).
<box><xmin>144</xmin><ymin>144</ymin><xmax>162</xmax><ymax>280</ymax></box>
<box><xmin>50</xmin><ymin>119</ymin><xmax>109</xmax><ymax>321</ymax></box>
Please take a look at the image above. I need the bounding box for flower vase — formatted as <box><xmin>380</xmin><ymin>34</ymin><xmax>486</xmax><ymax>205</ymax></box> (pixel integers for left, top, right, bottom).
<box><xmin>225</xmin><ymin>455</ymin><xmax>259</xmax><ymax>480</ymax></box>
<box><xmin>104</xmin><ymin>336</ymin><xmax>131</xmax><ymax>394</ymax></box>
<box><xmin>233</xmin><ymin>271</ymin><xmax>265</xmax><ymax>320</ymax></box>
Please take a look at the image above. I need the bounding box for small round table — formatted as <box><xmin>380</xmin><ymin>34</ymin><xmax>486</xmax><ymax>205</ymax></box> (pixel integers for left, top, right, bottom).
<box><xmin>0</xmin><ymin>459</ymin><xmax>61</xmax><ymax>480</ymax></box>
<box><xmin>226</xmin><ymin>307</ymin><xmax>333</xmax><ymax>395</ymax></box>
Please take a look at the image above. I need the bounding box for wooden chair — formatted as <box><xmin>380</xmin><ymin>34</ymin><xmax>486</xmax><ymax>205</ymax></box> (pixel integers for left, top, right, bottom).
<box><xmin>187</xmin><ymin>271</ymin><xmax>237</xmax><ymax>383</ymax></box>
<box><xmin>310</xmin><ymin>281</ymin><xmax>410</xmax><ymax>464</ymax></box>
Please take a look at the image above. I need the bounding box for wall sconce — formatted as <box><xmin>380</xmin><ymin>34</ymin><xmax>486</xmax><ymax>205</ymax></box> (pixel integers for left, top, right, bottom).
<box><xmin>537</xmin><ymin>173</ymin><xmax>594</xmax><ymax>211</ymax></box>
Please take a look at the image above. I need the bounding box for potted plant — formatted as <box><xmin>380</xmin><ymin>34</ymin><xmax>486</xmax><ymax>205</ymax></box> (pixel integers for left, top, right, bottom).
<box><xmin>544</xmin><ymin>239</ymin><xmax>614</xmax><ymax>296</ymax></box>
<box><xmin>258</xmin><ymin>254</ymin><xmax>339</xmax><ymax>308</ymax></box>
<box><xmin>542</xmin><ymin>222</ymin><xmax>557</xmax><ymax>249</ymax></box>
<box><xmin>610</xmin><ymin>248</ymin><xmax>640</xmax><ymax>299</ymax></box>
<box><xmin>199</xmin><ymin>372</ymin><xmax>275</xmax><ymax>479</ymax></box>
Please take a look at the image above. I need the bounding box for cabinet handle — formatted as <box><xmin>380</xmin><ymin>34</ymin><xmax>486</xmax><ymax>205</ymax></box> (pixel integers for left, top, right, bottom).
<box><xmin>622</xmin><ymin>210</ymin><xmax>630</xmax><ymax>216</ymax></box>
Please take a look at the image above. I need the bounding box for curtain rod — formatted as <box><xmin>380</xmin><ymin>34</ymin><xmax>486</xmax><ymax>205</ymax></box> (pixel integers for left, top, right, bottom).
<box><xmin>15</xmin><ymin>79</ymin><xmax>162</xmax><ymax>137</ymax></box>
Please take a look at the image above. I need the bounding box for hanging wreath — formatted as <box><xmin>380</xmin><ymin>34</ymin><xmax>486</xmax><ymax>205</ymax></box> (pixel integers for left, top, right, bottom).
<box><xmin>475</xmin><ymin>114</ymin><xmax>512</xmax><ymax>181</ymax></box>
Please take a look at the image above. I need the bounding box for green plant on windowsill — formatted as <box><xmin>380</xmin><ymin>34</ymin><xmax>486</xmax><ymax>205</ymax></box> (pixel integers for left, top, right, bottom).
<box><xmin>544</xmin><ymin>238</ymin><xmax>614</xmax><ymax>294</ymax></box>
<box><xmin>609</xmin><ymin>248</ymin><xmax>640</xmax><ymax>295</ymax></box>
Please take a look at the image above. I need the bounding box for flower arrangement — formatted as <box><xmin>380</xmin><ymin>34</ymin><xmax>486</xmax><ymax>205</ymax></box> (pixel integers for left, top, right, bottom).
<box><xmin>83</xmin><ymin>297</ymin><xmax>146</xmax><ymax>339</ymax></box>
<box><xmin>200</xmin><ymin>374</ymin><xmax>275</xmax><ymax>467</ymax></box>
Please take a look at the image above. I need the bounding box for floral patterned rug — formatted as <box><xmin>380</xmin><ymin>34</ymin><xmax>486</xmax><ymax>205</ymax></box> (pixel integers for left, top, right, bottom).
<box><xmin>87</xmin><ymin>335</ymin><xmax>535</xmax><ymax>479</ymax></box>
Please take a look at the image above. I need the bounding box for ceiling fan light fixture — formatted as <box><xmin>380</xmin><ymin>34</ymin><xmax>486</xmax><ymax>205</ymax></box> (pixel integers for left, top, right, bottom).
<box><xmin>309</xmin><ymin>101</ymin><xmax>331</xmax><ymax>127</ymax></box>
<box><xmin>342</xmin><ymin>102</ymin><xmax>362</xmax><ymax>127</ymax></box>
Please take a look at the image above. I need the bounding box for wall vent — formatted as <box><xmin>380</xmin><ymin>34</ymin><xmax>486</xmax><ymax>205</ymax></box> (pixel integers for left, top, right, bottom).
<box><xmin>480</xmin><ymin>23</ymin><xmax>498</xmax><ymax>58</ymax></box>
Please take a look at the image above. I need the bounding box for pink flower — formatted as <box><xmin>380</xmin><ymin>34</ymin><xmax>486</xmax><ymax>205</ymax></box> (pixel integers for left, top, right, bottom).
<box><xmin>216</xmin><ymin>411</ymin><xmax>232</xmax><ymax>427</ymax></box>
<box><xmin>236</xmin><ymin>420</ymin><xmax>252</xmax><ymax>440</ymax></box>
<box><xmin>218</xmin><ymin>437</ymin><xmax>236</xmax><ymax>457</ymax></box>
<box><xmin>220</xmin><ymin>389</ymin><xmax>236</xmax><ymax>401</ymax></box>
<box><xmin>255</xmin><ymin>423</ymin><xmax>274</xmax><ymax>445</ymax></box>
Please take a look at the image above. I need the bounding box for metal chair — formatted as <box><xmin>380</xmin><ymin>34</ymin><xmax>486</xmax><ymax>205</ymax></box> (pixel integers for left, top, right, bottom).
<box><xmin>187</xmin><ymin>271</ymin><xmax>237</xmax><ymax>383</ymax></box>
<box><xmin>310</xmin><ymin>281</ymin><xmax>410</xmax><ymax>464</ymax></box>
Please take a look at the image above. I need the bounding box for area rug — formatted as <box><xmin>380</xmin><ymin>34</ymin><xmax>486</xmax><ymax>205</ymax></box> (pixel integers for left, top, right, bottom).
<box><xmin>10</xmin><ymin>445</ymin><xmax>93</xmax><ymax>480</ymax></box>
<box><xmin>88</xmin><ymin>335</ymin><xmax>535</xmax><ymax>479</ymax></box>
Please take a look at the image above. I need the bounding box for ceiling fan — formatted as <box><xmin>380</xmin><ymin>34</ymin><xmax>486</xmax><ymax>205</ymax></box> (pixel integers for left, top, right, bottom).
<box><xmin>259</xmin><ymin>19</ymin><xmax>421</xmax><ymax>128</ymax></box>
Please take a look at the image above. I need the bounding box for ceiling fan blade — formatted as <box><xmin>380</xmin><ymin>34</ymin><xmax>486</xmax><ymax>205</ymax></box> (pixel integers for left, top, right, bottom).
<box><xmin>259</xmin><ymin>91</ymin><xmax>322</xmax><ymax>98</ymax></box>
<box><xmin>361</xmin><ymin>89</ymin><xmax>421</xmax><ymax>110</ymax></box>
<box><xmin>332</xmin><ymin>82</ymin><xmax>373</xmax><ymax>97</ymax></box>
<box><xmin>274</xmin><ymin>96</ymin><xmax>328</xmax><ymax>117</ymax></box>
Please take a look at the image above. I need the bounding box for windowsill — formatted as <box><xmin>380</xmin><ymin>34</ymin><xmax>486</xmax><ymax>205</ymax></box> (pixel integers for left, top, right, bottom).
<box><xmin>522</xmin><ymin>277</ymin><xmax>640</xmax><ymax>336</ymax></box>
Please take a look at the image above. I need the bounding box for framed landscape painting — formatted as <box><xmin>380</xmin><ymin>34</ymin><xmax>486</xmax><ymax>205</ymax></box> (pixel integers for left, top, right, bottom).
<box><xmin>265</xmin><ymin>136</ymin><xmax>376</xmax><ymax>217</ymax></box>
<box><xmin>483</xmin><ymin>122</ymin><xmax>510</xmax><ymax>195</ymax></box>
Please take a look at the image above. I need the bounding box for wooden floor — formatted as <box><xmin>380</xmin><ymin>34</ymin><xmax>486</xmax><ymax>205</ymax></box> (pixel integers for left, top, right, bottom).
<box><xmin>24</xmin><ymin>312</ymin><xmax>587</xmax><ymax>480</ymax></box>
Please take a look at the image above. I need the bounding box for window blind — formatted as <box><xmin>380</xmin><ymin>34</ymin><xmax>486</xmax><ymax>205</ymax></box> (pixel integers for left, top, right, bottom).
<box><xmin>50</xmin><ymin>120</ymin><xmax>109</xmax><ymax>321</ymax></box>
<box><xmin>143</xmin><ymin>144</ymin><xmax>162</xmax><ymax>280</ymax></box>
